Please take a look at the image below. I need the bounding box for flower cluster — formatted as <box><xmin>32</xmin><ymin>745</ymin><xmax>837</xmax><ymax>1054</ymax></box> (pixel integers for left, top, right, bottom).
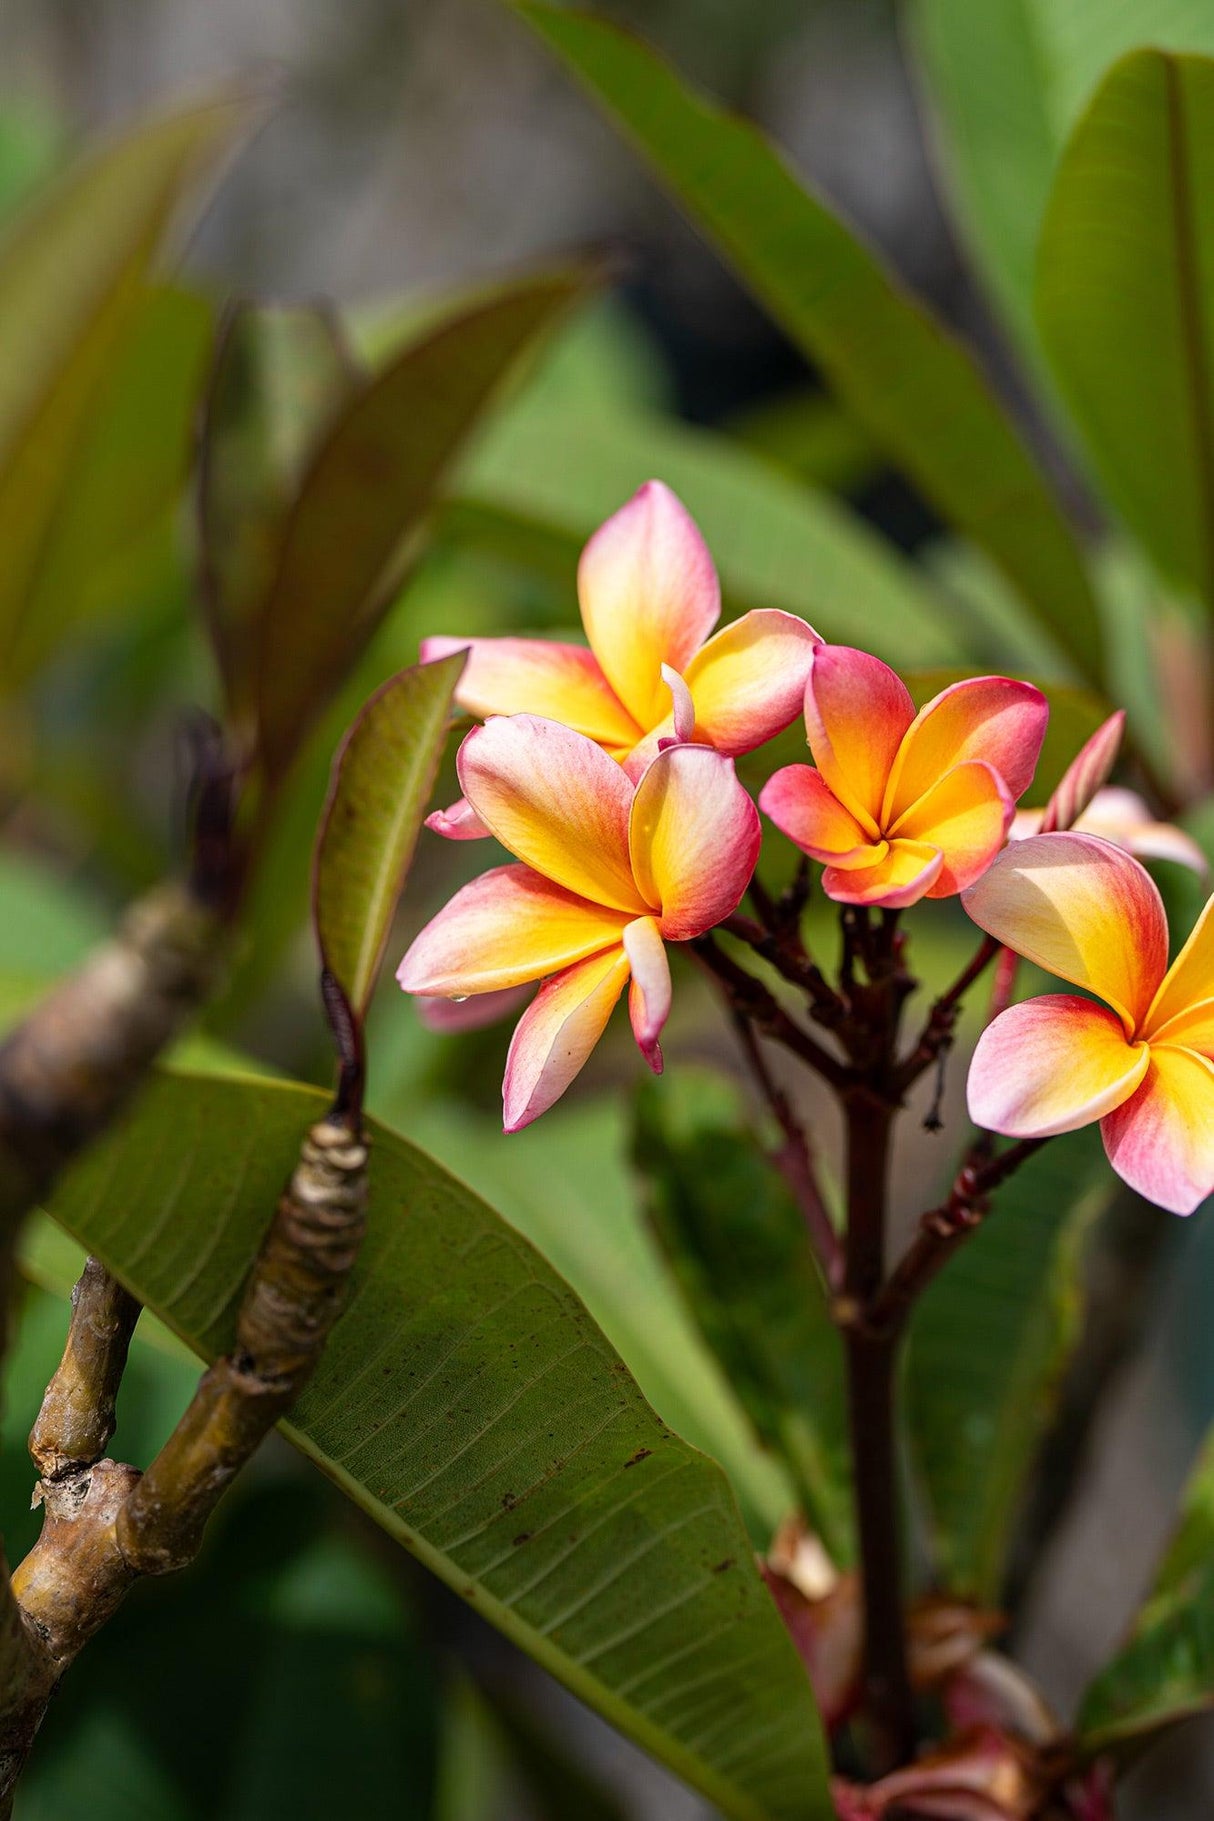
<box><xmin>398</xmin><ymin>480</ymin><xmax>1211</xmax><ymax>1212</ymax></box>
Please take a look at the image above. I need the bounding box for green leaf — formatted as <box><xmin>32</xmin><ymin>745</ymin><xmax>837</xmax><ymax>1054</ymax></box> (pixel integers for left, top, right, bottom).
<box><xmin>726</xmin><ymin>389</ymin><xmax>880</xmax><ymax>496</ymax></box>
<box><xmin>633</xmin><ymin>1070</ymin><xmax>852</xmax><ymax>1567</ymax></box>
<box><xmin>394</xmin><ymin>1093</ymin><xmax>794</xmax><ymax>1541</ymax></box>
<box><xmin>313</xmin><ymin>652</ymin><xmax>465</xmax><ymax>1023</ymax></box>
<box><xmin>1037</xmin><ymin>49</ymin><xmax>1214</xmax><ymax>610</ymax></box>
<box><xmin>907</xmin><ymin>0</ymin><xmax>1058</xmax><ymax>366</ymax></box>
<box><xmin>47</xmin><ymin>1069</ymin><xmax>832</xmax><ymax>1821</ymax></box>
<box><xmin>198</xmin><ymin>302</ymin><xmax>359</xmax><ymax>724</ymax></box>
<box><xmin>0</xmin><ymin>99</ymin><xmax>64</xmax><ymax>227</ymax></box>
<box><xmin>10</xmin><ymin>283</ymin><xmax>213</xmax><ymax>681</ymax></box>
<box><xmin>0</xmin><ymin>93</ymin><xmax>249</xmax><ymax>687</ymax></box>
<box><xmin>252</xmin><ymin>271</ymin><xmax>591</xmax><ymax>782</ymax></box>
<box><xmin>908</xmin><ymin>1</ymin><xmax>1214</xmax><ymax>371</ymax></box>
<box><xmin>906</xmin><ymin>1128</ymin><xmax>1113</xmax><ymax>1600</ymax></box>
<box><xmin>1079</xmin><ymin>1423</ymin><xmax>1214</xmax><ymax>1749</ymax></box>
<box><xmin>512</xmin><ymin>2</ymin><xmax>1101</xmax><ymax>682</ymax></box>
<box><xmin>454</xmin><ymin>391</ymin><xmax>959</xmax><ymax>668</ymax></box>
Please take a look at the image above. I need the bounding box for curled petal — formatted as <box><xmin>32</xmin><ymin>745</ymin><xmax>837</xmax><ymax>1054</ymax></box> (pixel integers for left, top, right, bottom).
<box><xmin>759</xmin><ymin>764</ymin><xmax>879</xmax><ymax>869</ymax></box>
<box><xmin>822</xmin><ymin>838</ymin><xmax>942</xmax><ymax>909</ymax></box>
<box><xmin>962</xmin><ymin>833</ymin><xmax>1169</xmax><ymax>1036</ymax></box>
<box><xmin>425</xmin><ymin>796</ymin><xmax>492</xmax><ymax>841</ymax></box>
<box><xmin>623</xmin><ymin>916</ymin><xmax>671</xmax><ymax>1070</ymax></box>
<box><xmin>415</xmin><ymin>984</ymin><xmax>531</xmax><ymax>1033</ymax></box>
<box><xmin>397</xmin><ymin>865</ymin><xmax>631</xmax><ymax>995</ymax></box>
<box><xmin>629</xmin><ymin>744</ymin><xmax>761</xmax><ymax>940</ymax></box>
<box><xmin>577</xmin><ymin>480</ymin><xmax>720</xmax><ymax>729</ymax></box>
<box><xmin>803</xmin><ymin>643</ymin><xmax>914</xmax><ymax>834</ymax></box>
<box><xmin>420</xmin><ymin>635</ymin><xmax>638</xmax><ymax>750</ymax></box>
<box><xmin>457</xmin><ymin>715</ymin><xmax>647</xmax><ymax>913</ymax></box>
<box><xmin>683</xmin><ymin>610</ymin><xmax>819</xmax><ymax>754</ymax></box>
<box><xmin>1040</xmin><ymin>711</ymin><xmax>1125</xmax><ymax>833</ymax></box>
<box><xmin>661</xmin><ymin>662</ymin><xmax>696</xmax><ymax>743</ymax></box>
<box><xmin>1102</xmin><ymin>1045</ymin><xmax>1214</xmax><ymax>1215</ymax></box>
<box><xmin>502</xmin><ymin>946</ymin><xmax>630</xmax><ymax>1131</ymax></box>
<box><xmin>884</xmin><ymin>676</ymin><xmax>1048</xmax><ymax>824</ymax></box>
<box><xmin>891</xmin><ymin>760</ymin><xmax>1013</xmax><ymax>898</ymax></box>
<box><xmin>968</xmin><ymin>997</ymin><xmax>1148</xmax><ymax>1138</ymax></box>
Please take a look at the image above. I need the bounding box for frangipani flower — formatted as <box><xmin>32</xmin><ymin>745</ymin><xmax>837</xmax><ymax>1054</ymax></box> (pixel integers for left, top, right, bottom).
<box><xmin>1012</xmin><ymin>788</ymin><xmax>1207</xmax><ymax>877</ymax></box>
<box><xmin>422</xmin><ymin>480</ymin><xmax>817</xmax><ymax>836</ymax></box>
<box><xmin>1009</xmin><ymin>704</ymin><xmax>1205</xmax><ymax>874</ymax></box>
<box><xmin>965</xmin><ymin>832</ymin><xmax>1214</xmax><ymax>1214</ymax></box>
<box><xmin>398</xmin><ymin>713</ymin><xmax>759</xmax><ymax>1130</ymax></box>
<box><xmin>759</xmin><ymin>647</ymin><xmax>1048</xmax><ymax>908</ymax></box>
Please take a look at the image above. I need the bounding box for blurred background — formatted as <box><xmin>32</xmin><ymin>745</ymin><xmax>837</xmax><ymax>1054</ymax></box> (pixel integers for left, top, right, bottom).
<box><xmin>2</xmin><ymin>1</ymin><xmax>1213</xmax><ymax>1814</ymax></box>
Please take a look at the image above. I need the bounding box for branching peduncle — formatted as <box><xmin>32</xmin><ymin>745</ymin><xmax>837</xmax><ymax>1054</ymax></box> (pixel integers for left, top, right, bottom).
<box><xmin>865</xmin><ymin>1135</ymin><xmax>1048</xmax><ymax>1341</ymax></box>
<box><xmin>728</xmin><ymin>1007</ymin><xmax>843</xmax><ymax>1290</ymax></box>
<box><xmin>896</xmin><ymin>932</ymin><xmax>1003</xmax><ymax>1097</ymax></box>
<box><xmin>691</xmin><ymin>934</ymin><xmax>848</xmax><ymax>1087</ymax></box>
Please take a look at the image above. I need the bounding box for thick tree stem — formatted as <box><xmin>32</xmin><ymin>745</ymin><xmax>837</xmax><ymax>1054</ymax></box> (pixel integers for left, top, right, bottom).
<box><xmin>842</xmin><ymin>1091</ymin><xmax>914</xmax><ymax>1772</ymax></box>
<box><xmin>0</xmin><ymin>881</ymin><xmax>222</xmax><ymax>1366</ymax></box>
<box><xmin>1</xmin><ymin>1116</ymin><xmax>367</xmax><ymax>1797</ymax></box>
<box><xmin>29</xmin><ymin>1259</ymin><xmax>141</xmax><ymax>1481</ymax></box>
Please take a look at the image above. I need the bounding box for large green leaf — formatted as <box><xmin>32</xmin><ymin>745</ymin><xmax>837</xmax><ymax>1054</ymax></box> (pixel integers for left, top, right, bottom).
<box><xmin>908</xmin><ymin>1</ymin><xmax>1214</xmax><ymax>368</ymax></box>
<box><xmin>1079</xmin><ymin>1424</ymin><xmax>1214</xmax><ymax>1749</ymax></box>
<box><xmin>0</xmin><ymin>94</ymin><xmax>247</xmax><ymax>686</ymax></box>
<box><xmin>633</xmin><ymin>1071</ymin><xmax>852</xmax><ymax>1566</ymax></box>
<box><xmin>393</xmin><ymin>1093</ymin><xmax>794</xmax><ymax>1543</ymax></box>
<box><xmin>906</xmin><ymin>1127</ymin><xmax>1113</xmax><ymax>1600</ymax></box>
<box><xmin>313</xmin><ymin>652</ymin><xmax>465</xmax><ymax>1024</ymax></box>
<box><xmin>197</xmin><ymin>302</ymin><xmax>359</xmax><ymax>725</ymax></box>
<box><xmin>512</xmin><ymin>2</ymin><xmax>1101</xmax><ymax>681</ymax></box>
<box><xmin>1037</xmin><ymin>49</ymin><xmax>1214</xmax><ymax>609</ymax></box>
<box><xmin>47</xmin><ymin>1070</ymin><xmax>832</xmax><ymax>1820</ymax></box>
<box><xmin>252</xmin><ymin>272</ymin><xmax>590</xmax><ymax>782</ymax></box>
<box><xmin>452</xmin><ymin>390</ymin><xmax>959</xmax><ymax>667</ymax></box>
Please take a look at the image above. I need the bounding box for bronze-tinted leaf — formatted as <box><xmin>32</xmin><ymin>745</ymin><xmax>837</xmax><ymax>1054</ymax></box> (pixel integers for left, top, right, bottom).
<box><xmin>312</xmin><ymin>651</ymin><xmax>465</xmax><ymax>1025</ymax></box>
<box><xmin>252</xmin><ymin>270</ymin><xmax>591</xmax><ymax>783</ymax></box>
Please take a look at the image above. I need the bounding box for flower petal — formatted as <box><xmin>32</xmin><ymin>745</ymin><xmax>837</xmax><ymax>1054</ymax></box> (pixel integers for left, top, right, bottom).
<box><xmin>425</xmin><ymin>796</ymin><xmax>491</xmax><ymax>841</ymax></box>
<box><xmin>967</xmin><ymin>996</ymin><xmax>1148</xmax><ymax>1138</ymax></box>
<box><xmin>396</xmin><ymin>865</ymin><xmax>631</xmax><ymax>995</ymax></box>
<box><xmin>577</xmin><ymin>481</ymin><xmax>720</xmax><ymax>730</ymax></box>
<box><xmin>623</xmin><ymin>916</ymin><xmax>671</xmax><ymax>1071</ymax></box>
<box><xmin>415</xmin><ymin>984</ymin><xmax>531</xmax><ymax>1033</ymax></box>
<box><xmin>803</xmin><ymin>644</ymin><xmax>914</xmax><ymax>834</ymax></box>
<box><xmin>883</xmin><ymin>676</ymin><xmax>1048</xmax><ymax>824</ymax></box>
<box><xmin>420</xmin><ymin>635</ymin><xmax>638</xmax><ymax>750</ymax></box>
<box><xmin>683</xmin><ymin>610</ymin><xmax>819</xmax><ymax>755</ymax></box>
<box><xmin>1041</xmin><ymin>710</ymin><xmax>1125</xmax><ymax>833</ymax></box>
<box><xmin>502</xmin><ymin>946</ymin><xmax>630</xmax><ymax>1131</ymax></box>
<box><xmin>457</xmin><ymin>715</ymin><xmax>648</xmax><ymax>913</ymax></box>
<box><xmin>1077</xmin><ymin>787</ymin><xmax>1209</xmax><ymax>878</ymax></box>
<box><xmin>962</xmin><ymin>832</ymin><xmax>1169</xmax><ymax>1035</ymax></box>
<box><xmin>891</xmin><ymin>760</ymin><xmax>1014</xmax><ymax>898</ymax></box>
<box><xmin>822</xmin><ymin>839</ymin><xmax>942</xmax><ymax>909</ymax></box>
<box><xmin>1101</xmin><ymin>1045</ymin><xmax>1214</xmax><ymax>1214</ymax></box>
<box><xmin>759</xmin><ymin>764</ymin><xmax>880</xmax><ymax>869</ymax></box>
<box><xmin>629</xmin><ymin>744</ymin><xmax>761</xmax><ymax>941</ymax></box>
<box><xmin>1145</xmin><ymin>890</ymin><xmax>1214</xmax><ymax>1038</ymax></box>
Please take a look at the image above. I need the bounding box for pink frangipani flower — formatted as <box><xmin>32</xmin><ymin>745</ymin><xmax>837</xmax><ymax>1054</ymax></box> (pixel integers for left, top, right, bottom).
<box><xmin>965</xmin><ymin>832</ymin><xmax>1214</xmax><ymax>1214</ymax></box>
<box><xmin>422</xmin><ymin>480</ymin><xmax>818</xmax><ymax>835</ymax></box>
<box><xmin>760</xmin><ymin>646</ymin><xmax>1048</xmax><ymax>909</ymax></box>
<box><xmin>398</xmin><ymin>713</ymin><xmax>760</xmax><ymax>1130</ymax></box>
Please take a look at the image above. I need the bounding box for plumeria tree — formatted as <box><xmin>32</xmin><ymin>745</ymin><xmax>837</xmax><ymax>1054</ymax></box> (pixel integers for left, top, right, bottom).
<box><xmin>7</xmin><ymin>8</ymin><xmax>1214</xmax><ymax>1821</ymax></box>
